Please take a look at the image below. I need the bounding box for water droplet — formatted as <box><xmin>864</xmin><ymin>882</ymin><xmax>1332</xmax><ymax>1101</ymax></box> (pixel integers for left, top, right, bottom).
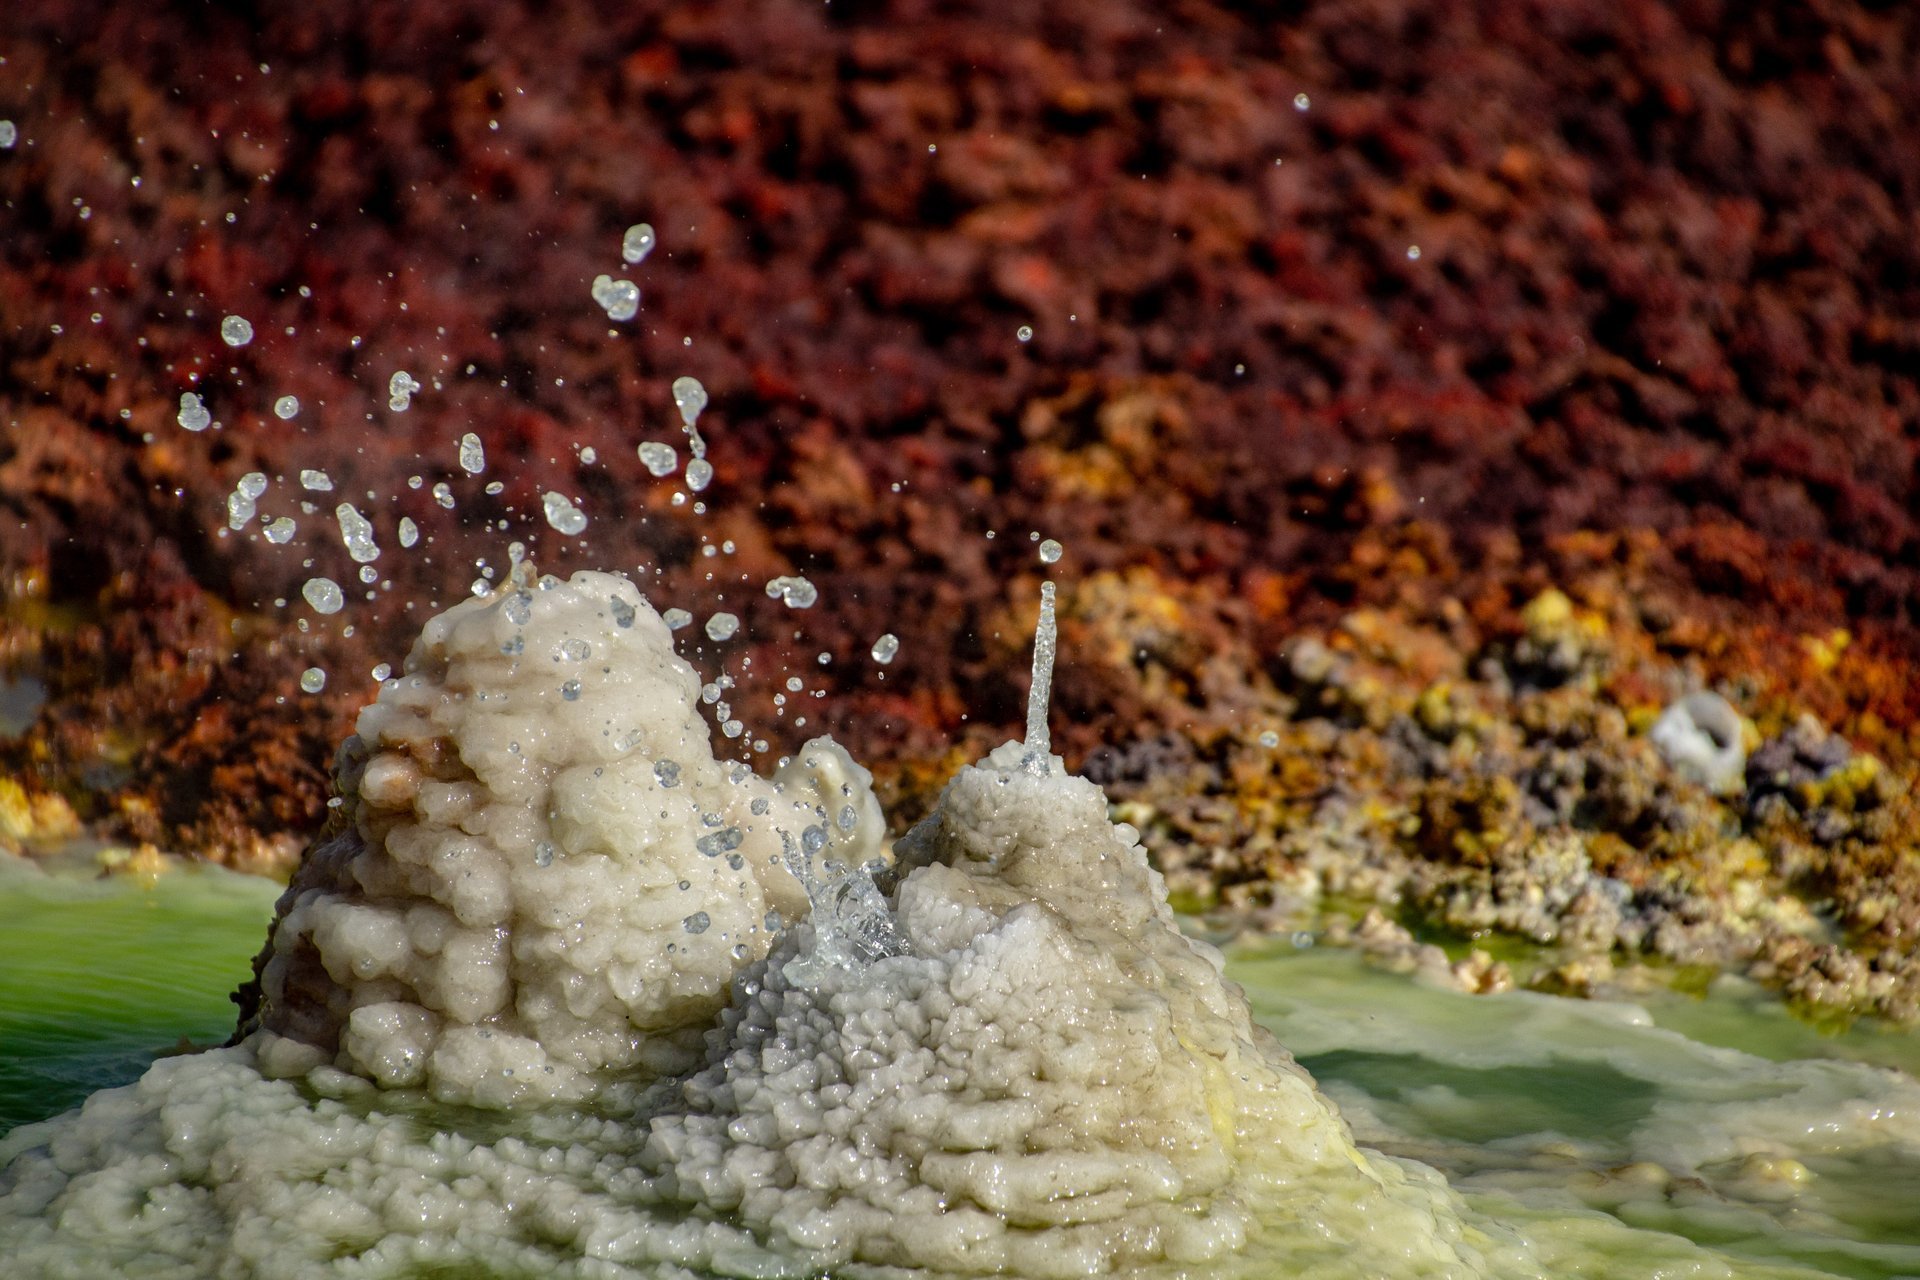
<box><xmin>696</xmin><ymin>827</ymin><xmax>743</xmax><ymax>857</ymax></box>
<box><xmin>0</xmin><ymin>122</ymin><xmax>16</xmax><ymax>150</ymax></box>
<box><xmin>622</xmin><ymin>222</ymin><xmax>656</xmax><ymax>264</ymax></box>
<box><xmin>503</xmin><ymin>592</ymin><xmax>532</xmax><ymax>625</ymax></box>
<box><xmin>177</xmin><ymin>392</ymin><xmax>211</xmax><ymax>432</ymax></box>
<box><xmin>561</xmin><ymin>679</ymin><xmax>581</xmax><ymax>701</ymax></box>
<box><xmin>1258</xmin><ymin>730</ymin><xmax>1280</xmax><ymax>748</ymax></box>
<box><xmin>432</xmin><ymin>482</ymin><xmax>455</xmax><ymax>509</ymax></box>
<box><xmin>335</xmin><ymin>503</ymin><xmax>379</xmax><ymax>563</ymax></box>
<box><xmin>542</xmin><ymin>491</ymin><xmax>588</xmax><ymax>535</ymax></box>
<box><xmin>273</xmin><ymin>395</ymin><xmax>299</xmax><ymax>420</ymax></box>
<box><xmin>837</xmin><ymin>805</ymin><xmax>857</xmax><ymax>832</ymax></box>
<box><xmin>300</xmin><ymin>469</ymin><xmax>333</xmax><ymax>491</ymax></box>
<box><xmin>397</xmin><ymin>517</ymin><xmax>419</xmax><ymax>548</ymax></box>
<box><xmin>722</xmin><ymin>719</ymin><xmax>744</xmax><ymax>738</ymax></box>
<box><xmin>1291</xmin><ymin>930</ymin><xmax>1315</xmax><ymax>949</ymax></box>
<box><xmin>637</xmin><ymin>441</ymin><xmax>678</xmax><ymax>477</ymax></box>
<box><xmin>653</xmin><ymin>760</ymin><xmax>682</xmax><ymax>788</ymax></box>
<box><xmin>371</xmin><ymin>663</ymin><xmax>392</xmax><ymax>681</ymax></box>
<box><xmin>750</xmin><ymin>796</ymin><xmax>770</xmax><ymax>816</ymax></box>
<box><xmin>705</xmin><ymin>612</ymin><xmax>739</xmax><ymax>642</ymax></box>
<box><xmin>220</xmin><ymin>315</ymin><xmax>254</xmax><ymax>347</ymax></box>
<box><xmin>1293</xmin><ymin>93</ymin><xmax>1311</xmax><ymax>111</ymax></box>
<box><xmin>1016</xmin><ymin>325</ymin><xmax>1033</xmax><ymax>343</ymax></box>
<box><xmin>1038</xmin><ymin>538</ymin><xmax>1063</xmax><ymax>564</ymax></box>
<box><xmin>560</xmin><ymin>638</ymin><xmax>590</xmax><ymax>661</ymax></box>
<box><xmin>299</xmin><ymin>667</ymin><xmax>327</xmax><ymax>693</ymax></box>
<box><xmin>534</xmin><ymin>841</ymin><xmax>555</xmax><ymax>868</ymax></box>
<box><xmin>1406</xmin><ymin>245</ymin><xmax>1422</xmax><ymax>261</ymax></box>
<box><xmin>591</xmin><ymin>274</ymin><xmax>640</xmax><ymax>322</ymax></box>
<box><xmin>801</xmin><ymin>825</ymin><xmax>828</xmax><ymax>856</ymax></box>
<box><xmin>662</xmin><ymin>608</ymin><xmax>691</xmax><ymax>631</ymax></box>
<box><xmin>683</xmin><ymin>911</ymin><xmax>712</xmax><ymax>935</ymax></box>
<box><xmin>264</xmin><ymin>517</ymin><xmax>297</xmax><ymax>544</ymax></box>
<box><xmin>387</xmin><ymin>370</ymin><xmax>420</xmax><ymax>411</ymax></box>
<box><xmin>765</xmin><ymin>575</ymin><xmax>818</xmax><ymax>608</ymax></box>
<box><xmin>870</xmin><ymin>634</ymin><xmax>899</xmax><ymax>664</ymax></box>
<box><xmin>671</xmin><ymin>376</ymin><xmax>708</xmax><ymax>427</ymax></box>
<box><xmin>685</xmin><ymin>459</ymin><xmax>714</xmax><ymax>492</ymax></box>
<box><xmin>458</xmin><ymin>432</ymin><xmax>485</xmax><ymax>475</ymax></box>
<box><xmin>763</xmin><ymin>909</ymin><xmax>783</xmax><ymax>932</ymax></box>
<box><xmin>302</xmin><ymin>577</ymin><xmax>344</xmax><ymax>615</ymax></box>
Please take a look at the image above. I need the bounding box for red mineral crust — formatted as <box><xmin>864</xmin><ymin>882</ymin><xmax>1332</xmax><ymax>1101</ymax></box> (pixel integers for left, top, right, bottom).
<box><xmin>1</xmin><ymin>1</ymin><xmax>1918</xmax><ymax>1011</ymax></box>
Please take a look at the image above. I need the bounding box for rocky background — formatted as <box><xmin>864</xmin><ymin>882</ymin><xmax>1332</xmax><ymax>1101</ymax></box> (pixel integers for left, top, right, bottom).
<box><xmin>3</xmin><ymin>2</ymin><xmax>1918</xmax><ymax>1014</ymax></box>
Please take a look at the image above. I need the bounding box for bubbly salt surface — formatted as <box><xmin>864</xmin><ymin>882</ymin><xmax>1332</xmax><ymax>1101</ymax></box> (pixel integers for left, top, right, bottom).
<box><xmin>6</xmin><ymin>865</ymin><xmax>1920</xmax><ymax>1278</ymax></box>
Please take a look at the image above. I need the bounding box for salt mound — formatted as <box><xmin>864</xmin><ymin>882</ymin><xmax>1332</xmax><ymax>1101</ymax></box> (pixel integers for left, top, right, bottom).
<box><xmin>0</xmin><ymin>570</ymin><xmax>1503</xmax><ymax>1277</ymax></box>
<box><xmin>645</xmin><ymin>740</ymin><xmax>1497</xmax><ymax>1277</ymax></box>
<box><xmin>238</xmin><ymin>569</ymin><xmax>881</xmax><ymax>1108</ymax></box>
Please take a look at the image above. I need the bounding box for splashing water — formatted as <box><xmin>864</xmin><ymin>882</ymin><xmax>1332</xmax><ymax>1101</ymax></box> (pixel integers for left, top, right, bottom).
<box><xmin>176</xmin><ymin>392</ymin><xmax>210</xmax><ymax>432</ymax></box>
<box><xmin>1023</xmin><ymin>581</ymin><xmax>1057</xmax><ymax>773</ymax></box>
<box><xmin>590</xmin><ymin>274</ymin><xmax>639</xmax><ymax>322</ymax></box>
<box><xmin>764</xmin><ymin>575</ymin><xmax>818</xmax><ymax>609</ymax></box>
<box><xmin>621</xmin><ymin>222</ymin><xmax>656</xmax><ymax>264</ymax></box>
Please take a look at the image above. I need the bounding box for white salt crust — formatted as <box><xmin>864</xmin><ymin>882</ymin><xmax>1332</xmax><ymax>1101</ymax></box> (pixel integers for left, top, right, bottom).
<box><xmin>0</xmin><ymin>574</ymin><xmax>1853</xmax><ymax>1279</ymax></box>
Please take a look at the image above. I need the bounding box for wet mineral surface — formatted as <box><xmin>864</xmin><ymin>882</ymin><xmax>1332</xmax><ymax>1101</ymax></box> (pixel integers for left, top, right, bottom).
<box><xmin>1</xmin><ymin>1</ymin><xmax>1918</xmax><ymax>1022</ymax></box>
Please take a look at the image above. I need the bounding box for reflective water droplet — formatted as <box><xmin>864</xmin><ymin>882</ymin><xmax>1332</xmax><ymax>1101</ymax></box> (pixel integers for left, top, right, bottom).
<box><xmin>336</xmin><ymin>503</ymin><xmax>379</xmax><ymax>563</ymax></box>
<box><xmin>591</xmin><ymin>275</ymin><xmax>640</xmax><ymax>322</ymax></box>
<box><xmin>1038</xmin><ymin>538</ymin><xmax>1063</xmax><ymax>564</ymax></box>
<box><xmin>622</xmin><ymin>222</ymin><xmax>656</xmax><ymax>264</ymax></box>
<box><xmin>302</xmin><ymin>577</ymin><xmax>344</xmax><ymax>615</ymax></box>
<box><xmin>177</xmin><ymin>392</ymin><xmax>211</xmax><ymax>432</ymax></box>
<box><xmin>765</xmin><ymin>575</ymin><xmax>818</xmax><ymax>609</ymax></box>
<box><xmin>299</xmin><ymin>667</ymin><xmax>326</xmax><ymax>693</ymax></box>
<box><xmin>220</xmin><ymin>315</ymin><xmax>254</xmax><ymax>347</ymax></box>
<box><xmin>705</xmin><ymin>612</ymin><xmax>739</xmax><ymax>642</ymax></box>
<box><xmin>696</xmin><ymin>827</ymin><xmax>743</xmax><ymax>857</ymax></box>
<box><xmin>671</xmin><ymin>376</ymin><xmax>708</xmax><ymax>427</ymax></box>
<box><xmin>273</xmin><ymin>395</ymin><xmax>299</xmax><ymax>420</ymax></box>
<box><xmin>637</xmin><ymin>441</ymin><xmax>677</xmax><ymax>477</ymax></box>
<box><xmin>542</xmin><ymin>491</ymin><xmax>588</xmax><ymax>535</ymax></box>
<box><xmin>682</xmin><ymin>911</ymin><xmax>711</xmax><ymax>935</ymax></box>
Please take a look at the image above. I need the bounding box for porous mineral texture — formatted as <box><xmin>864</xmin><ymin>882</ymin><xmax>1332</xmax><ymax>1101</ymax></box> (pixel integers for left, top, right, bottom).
<box><xmin>1</xmin><ymin>2</ymin><xmax>1917</xmax><ymax>1014</ymax></box>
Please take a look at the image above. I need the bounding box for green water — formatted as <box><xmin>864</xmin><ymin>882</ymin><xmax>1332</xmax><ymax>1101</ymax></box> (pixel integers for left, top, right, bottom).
<box><xmin>5</xmin><ymin>868</ymin><xmax>1920</xmax><ymax>1277</ymax></box>
<box><xmin>0</xmin><ymin>856</ymin><xmax>281</xmax><ymax>1134</ymax></box>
